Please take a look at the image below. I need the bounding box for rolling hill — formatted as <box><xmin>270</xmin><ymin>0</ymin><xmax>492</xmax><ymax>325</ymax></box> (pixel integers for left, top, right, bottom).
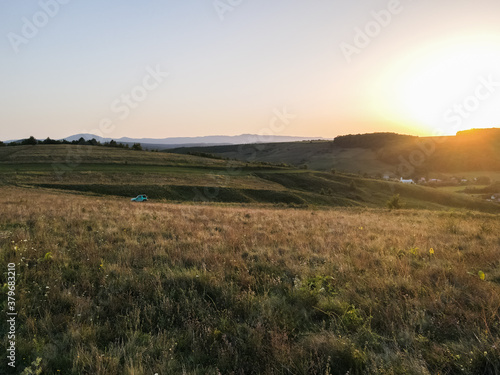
<box><xmin>166</xmin><ymin>128</ymin><xmax>500</xmax><ymax>177</ymax></box>
<box><xmin>1</xmin><ymin>144</ymin><xmax>499</xmax><ymax>214</ymax></box>
<box><xmin>1</xmin><ymin>143</ymin><xmax>500</xmax><ymax>374</ymax></box>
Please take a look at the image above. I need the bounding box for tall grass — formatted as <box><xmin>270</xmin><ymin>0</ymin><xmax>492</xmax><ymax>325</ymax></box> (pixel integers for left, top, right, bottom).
<box><xmin>1</xmin><ymin>186</ymin><xmax>499</xmax><ymax>374</ymax></box>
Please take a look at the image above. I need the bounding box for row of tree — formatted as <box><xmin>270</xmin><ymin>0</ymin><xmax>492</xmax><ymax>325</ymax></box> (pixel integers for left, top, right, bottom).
<box><xmin>0</xmin><ymin>136</ymin><xmax>143</xmax><ymax>151</ymax></box>
<box><xmin>332</xmin><ymin>132</ymin><xmax>417</xmax><ymax>149</ymax></box>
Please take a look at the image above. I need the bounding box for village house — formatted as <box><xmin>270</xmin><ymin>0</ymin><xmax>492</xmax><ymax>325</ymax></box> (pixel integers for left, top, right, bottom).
<box><xmin>400</xmin><ymin>177</ymin><xmax>415</xmax><ymax>184</ymax></box>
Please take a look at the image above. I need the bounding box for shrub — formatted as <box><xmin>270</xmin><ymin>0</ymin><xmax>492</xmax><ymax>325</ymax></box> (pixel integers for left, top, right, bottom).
<box><xmin>387</xmin><ymin>194</ymin><xmax>403</xmax><ymax>209</ymax></box>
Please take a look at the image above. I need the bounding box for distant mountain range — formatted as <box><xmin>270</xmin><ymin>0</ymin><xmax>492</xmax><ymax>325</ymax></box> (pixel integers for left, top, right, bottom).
<box><xmin>4</xmin><ymin>133</ymin><xmax>327</xmax><ymax>149</ymax></box>
<box><xmin>63</xmin><ymin>133</ymin><xmax>327</xmax><ymax>147</ymax></box>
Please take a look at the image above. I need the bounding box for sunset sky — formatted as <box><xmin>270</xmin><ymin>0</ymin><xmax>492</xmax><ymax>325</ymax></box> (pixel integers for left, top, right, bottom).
<box><xmin>1</xmin><ymin>0</ymin><xmax>500</xmax><ymax>141</ymax></box>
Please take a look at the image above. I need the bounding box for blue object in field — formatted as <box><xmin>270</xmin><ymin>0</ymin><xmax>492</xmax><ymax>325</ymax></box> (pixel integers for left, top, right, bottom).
<box><xmin>131</xmin><ymin>194</ymin><xmax>148</xmax><ymax>202</ymax></box>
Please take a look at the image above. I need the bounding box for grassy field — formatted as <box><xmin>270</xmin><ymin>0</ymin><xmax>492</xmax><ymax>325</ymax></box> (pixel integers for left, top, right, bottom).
<box><xmin>0</xmin><ymin>145</ymin><xmax>239</xmax><ymax>167</ymax></box>
<box><xmin>1</xmin><ymin>145</ymin><xmax>499</xmax><ymax>213</ymax></box>
<box><xmin>167</xmin><ymin>141</ymin><xmax>393</xmax><ymax>174</ymax></box>
<box><xmin>0</xmin><ymin>186</ymin><xmax>499</xmax><ymax>374</ymax></box>
<box><xmin>1</xmin><ymin>144</ymin><xmax>500</xmax><ymax>374</ymax></box>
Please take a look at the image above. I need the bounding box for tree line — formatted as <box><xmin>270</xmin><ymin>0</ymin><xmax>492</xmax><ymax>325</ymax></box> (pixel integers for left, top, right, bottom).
<box><xmin>0</xmin><ymin>136</ymin><xmax>143</xmax><ymax>151</ymax></box>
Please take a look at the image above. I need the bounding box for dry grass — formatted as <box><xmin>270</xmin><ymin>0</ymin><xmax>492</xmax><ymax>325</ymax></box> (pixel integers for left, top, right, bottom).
<box><xmin>1</xmin><ymin>186</ymin><xmax>499</xmax><ymax>374</ymax></box>
<box><xmin>0</xmin><ymin>144</ymin><xmax>236</xmax><ymax>167</ymax></box>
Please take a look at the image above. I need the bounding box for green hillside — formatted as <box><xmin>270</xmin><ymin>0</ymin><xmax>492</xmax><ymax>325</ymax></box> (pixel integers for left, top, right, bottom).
<box><xmin>167</xmin><ymin>128</ymin><xmax>500</xmax><ymax>177</ymax></box>
<box><xmin>1</xmin><ymin>144</ymin><xmax>499</xmax><ymax>214</ymax></box>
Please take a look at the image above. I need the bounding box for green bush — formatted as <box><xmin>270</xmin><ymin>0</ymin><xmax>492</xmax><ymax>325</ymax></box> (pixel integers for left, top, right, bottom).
<box><xmin>387</xmin><ymin>194</ymin><xmax>403</xmax><ymax>209</ymax></box>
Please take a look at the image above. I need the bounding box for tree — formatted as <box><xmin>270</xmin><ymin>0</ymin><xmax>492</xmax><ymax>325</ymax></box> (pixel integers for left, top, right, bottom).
<box><xmin>42</xmin><ymin>137</ymin><xmax>61</xmax><ymax>145</ymax></box>
<box><xmin>22</xmin><ymin>136</ymin><xmax>38</xmax><ymax>145</ymax></box>
<box><xmin>132</xmin><ymin>143</ymin><xmax>142</xmax><ymax>151</ymax></box>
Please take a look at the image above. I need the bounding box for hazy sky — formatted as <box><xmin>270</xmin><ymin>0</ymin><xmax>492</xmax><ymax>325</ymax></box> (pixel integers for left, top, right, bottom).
<box><xmin>1</xmin><ymin>0</ymin><xmax>500</xmax><ymax>140</ymax></box>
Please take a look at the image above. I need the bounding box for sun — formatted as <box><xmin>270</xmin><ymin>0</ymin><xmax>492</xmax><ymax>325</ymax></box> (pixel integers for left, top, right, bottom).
<box><xmin>370</xmin><ymin>35</ymin><xmax>500</xmax><ymax>136</ymax></box>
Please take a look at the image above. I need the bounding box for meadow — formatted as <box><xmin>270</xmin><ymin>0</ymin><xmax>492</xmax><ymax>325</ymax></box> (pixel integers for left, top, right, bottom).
<box><xmin>1</xmin><ymin>185</ymin><xmax>499</xmax><ymax>374</ymax></box>
<box><xmin>1</xmin><ymin>144</ymin><xmax>500</xmax><ymax>374</ymax></box>
<box><xmin>2</xmin><ymin>145</ymin><xmax>499</xmax><ymax>213</ymax></box>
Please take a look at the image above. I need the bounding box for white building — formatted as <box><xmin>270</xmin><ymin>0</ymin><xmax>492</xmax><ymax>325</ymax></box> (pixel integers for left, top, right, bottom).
<box><xmin>400</xmin><ymin>177</ymin><xmax>415</xmax><ymax>184</ymax></box>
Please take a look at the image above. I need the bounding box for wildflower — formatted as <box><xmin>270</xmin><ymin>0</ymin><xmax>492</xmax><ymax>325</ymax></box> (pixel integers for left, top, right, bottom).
<box><xmin>429</xmin><ymin>248</ymin><xmax>434</xmax><ymax>255</ymax></box>
<box><xmin>478</xmin><ymin>271</ymin><xmax>485</xmax><ymax>280</ymax></box>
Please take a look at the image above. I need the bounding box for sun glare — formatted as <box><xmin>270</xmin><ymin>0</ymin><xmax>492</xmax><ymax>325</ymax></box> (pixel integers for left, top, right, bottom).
<box><xmin>371</xmin><ymin>35</ymin><xmax>500</xmax><ymax>136</ymax></box>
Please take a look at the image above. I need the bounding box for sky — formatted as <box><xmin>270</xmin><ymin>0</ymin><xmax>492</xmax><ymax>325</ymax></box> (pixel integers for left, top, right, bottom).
<box><xmin>1</xmin><ymin>0</ymin><xmax>500</xmax><ymax>141</ymax></box>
